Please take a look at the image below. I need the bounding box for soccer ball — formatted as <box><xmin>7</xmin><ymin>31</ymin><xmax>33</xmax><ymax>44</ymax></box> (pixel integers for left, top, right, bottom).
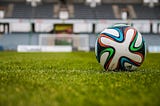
<box><xmin>95</xmin><ymin>24</ymin><xmax>146</xmax><ymax>71</ymax></box>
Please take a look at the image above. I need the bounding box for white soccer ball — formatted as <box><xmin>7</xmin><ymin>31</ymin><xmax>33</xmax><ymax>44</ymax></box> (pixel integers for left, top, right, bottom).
<box><xmin>95</xmin><ymin>24</ymin><xmax>146</xmax><ymax>71</ymax></box>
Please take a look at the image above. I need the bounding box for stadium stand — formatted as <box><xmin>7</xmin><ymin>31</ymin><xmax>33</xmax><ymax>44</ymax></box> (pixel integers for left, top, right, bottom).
<box><xmin>11</xmin><ymin>2</ymin><xmax>54</xmax><ymax>18</ymax></box>
<box><xmin>0</xmin><ymin>1</ymin><xmax>159</xmax><ymax>19</ymax></box>
<box><xmin>73</xmin><ymin>3</ymin><xmax>94</xmax><ymax>19</ymax></box>
<box><xmin>33</xmin><ymin>3</ymin><xmax>54</xmax><ymax>18</ymax></box>
<box><xmin>12</xmin><ymin>3</ymin><xmax>33</xmax><ymax>18</ymax></box>
<box><xmin>94</xmin><ymin>4</ymin><xmax>115</xmax><ymax>19</ymax></box>
<box><xmin>134</xmin><ymin>4</ymin><xmax>160</xmax><ymax>19</ymax></box>
<box><xmin>73</xmin><ymin>3</ymin><xmax>114</xmax><ymax>19</ymax></box>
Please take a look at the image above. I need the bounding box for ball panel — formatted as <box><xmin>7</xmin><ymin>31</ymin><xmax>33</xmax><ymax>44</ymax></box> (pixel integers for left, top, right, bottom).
<box><xmin>101</xmin><ymin>28</ymin><xmax>124</xmax><ymax>42</ymax></box>
<box><xmin>108</xmin><ymin>52</ymin><xmax>120</xmax><ymax>70</ymax></box>
<box><xmin>101</xmin><ymin>29</ymin><xmax>119</xmax><ymax>37</ymax></box>
<box><xmin>129</xmin><ymin>32</ymin><xmax>143</xmax><ymax>52</ymax></box>
<box><xmin>135</xmin><ymin>32</ymin><xmax>142</xmax><ymax>47</ymax></box>
<box><xmin>99</xmin><ymin>47</ymin><xmax>115</xmax><ymax>70</ymax></box>
<box><xmin>119</xmin><ymin>56</ymin><xmax>140</xmax><ymax>70</ymax></box>
<box><xmin>100</xmin><ymin>36</ymin><xmax>117</xmax><ymax>47</ymax></box>
<box><xmin>100</xmin><ymin>52</ymin><xmax>109</xmax><ymax>67</ymax></box>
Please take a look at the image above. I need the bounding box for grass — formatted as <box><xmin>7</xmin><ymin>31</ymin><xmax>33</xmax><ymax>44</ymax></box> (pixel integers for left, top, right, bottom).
<box><xmin>0</xmin><ymin>52</ymin><xmax>160</xmax><ymax>106</ymax></box>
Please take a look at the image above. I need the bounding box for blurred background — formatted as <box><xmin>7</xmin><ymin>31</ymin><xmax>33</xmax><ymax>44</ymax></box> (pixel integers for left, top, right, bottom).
<box><xmin>0</xmin><ymin>0</ymin><xmax>159</xmax><ymax>52</ymax></box>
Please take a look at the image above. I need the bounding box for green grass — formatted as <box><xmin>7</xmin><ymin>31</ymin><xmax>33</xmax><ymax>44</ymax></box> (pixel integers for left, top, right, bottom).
<box><xmin>0</xmin><ymin>52</ymin><xmax>160</xmax><ymax>106</ymax></box>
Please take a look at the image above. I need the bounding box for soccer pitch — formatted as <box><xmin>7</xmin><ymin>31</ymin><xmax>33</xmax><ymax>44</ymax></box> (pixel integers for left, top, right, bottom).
<box><xmin>0</xmin><ymin>52</ymin><xmax>160</xmax><ymax>106</ymax></box>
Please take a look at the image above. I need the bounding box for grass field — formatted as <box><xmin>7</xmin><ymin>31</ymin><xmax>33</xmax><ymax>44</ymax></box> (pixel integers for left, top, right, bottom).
<box><xmin>0</xmin><ymin>52</ymin><xmax>160</xmax><ymax>106</ymax></box>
